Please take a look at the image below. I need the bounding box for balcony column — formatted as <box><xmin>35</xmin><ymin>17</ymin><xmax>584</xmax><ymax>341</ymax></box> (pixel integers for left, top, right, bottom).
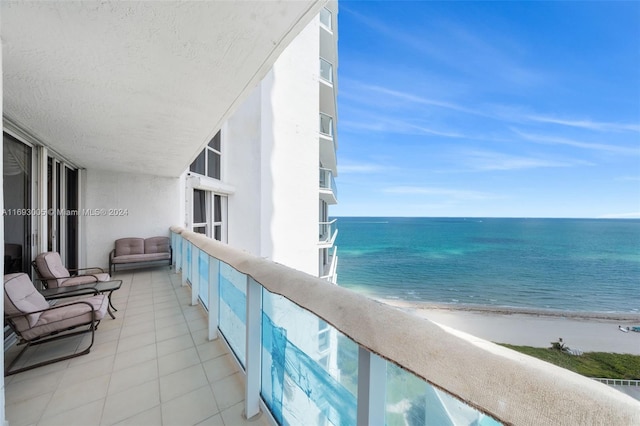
<box><xmin>357</xmin><ymin>347</ymin><xmax>387</xmax><ymax>426</ymax></box>
<box><xmin>244</xmin><ymin>277</ymin><xmax>262</xmax><ymax>419</ymax></box>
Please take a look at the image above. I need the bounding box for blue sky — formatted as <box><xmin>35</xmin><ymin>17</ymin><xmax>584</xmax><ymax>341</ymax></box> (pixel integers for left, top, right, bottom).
<box><xmin>333</xmin><ymin>1</ymin><xmax>640</xmax><ymax>218</ymax></box>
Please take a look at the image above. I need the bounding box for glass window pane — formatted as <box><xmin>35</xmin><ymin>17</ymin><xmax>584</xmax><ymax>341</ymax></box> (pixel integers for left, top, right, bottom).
<box><xmin>193</xmin><ymin>189</ymin><xmax>206</xmax><ymax>223</ymax></box>
<box><xmin>208</xmin><ymin>131</ymin><xmax>221</xmax><ymax>151</ymax></box>
<box><xmin>207</xmin><ymin>152</ymin><xmax>221</xmax><ymax>179</ymax></box>
<box><xmin>214</xmin><ymin>225</ymin><xmax>221</xmax><ymax>241</ymax></box>
<box><xmin>194</xmin><ymin>226</ymin><xmax>206</xmax><ymax>234</ymax></box>
<box><xmin>190</xmin><ymin>150</ymin><xmax>206</xmax><ymax>175</ymax></box>
<box><xmin>214</xmin><ymin>194</ymin><xmax>222</xmax><ymax>222</ymax></box>
<box><xmin>3</xmin><ymin>134</ymin><xmax>32</xmax><ymax>274</ymax></box>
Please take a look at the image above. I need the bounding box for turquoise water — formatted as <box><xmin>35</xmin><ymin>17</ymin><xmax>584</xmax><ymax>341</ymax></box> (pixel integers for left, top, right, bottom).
<box><xmin>334</xmin><ymin>217</ymin><xmax>640</xmax><ymax>313</ymax></box>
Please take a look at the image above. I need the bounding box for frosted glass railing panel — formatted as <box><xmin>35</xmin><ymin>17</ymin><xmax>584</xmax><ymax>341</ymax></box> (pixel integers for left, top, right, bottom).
<box><xmin>172</xmin><ymin>232</ymin><xmax>182</xmax><ymax>269</ymax></box>
<box><xmin>386</xmin><ymin>363</ymin><xmax>502</xmax><ymax>426</ymax></box>
<box><xmin>219</xmin><ymin>262</ymin><xmax>247</xmax><ymax>367</ymax></box>
<box><xmin>185</xmin><ymin>242</ymin><xmax>192</xmax><ymax>283</ymax></box>
<box><xmin>198</xmin><ymin>249</ymin><xmax>209</xmax><ymax>308</ymax></box>
<box><xmin>261</xmin><ymin>288</ymin><xmax>357</xmax><ymax>426</ymax></box>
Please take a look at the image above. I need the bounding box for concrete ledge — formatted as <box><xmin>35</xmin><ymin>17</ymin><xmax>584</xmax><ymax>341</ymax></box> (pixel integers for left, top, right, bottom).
<box><xmin>172</xmin><ymin>226</ymin><xmax>640</xmax><ymax>425</ymax></box>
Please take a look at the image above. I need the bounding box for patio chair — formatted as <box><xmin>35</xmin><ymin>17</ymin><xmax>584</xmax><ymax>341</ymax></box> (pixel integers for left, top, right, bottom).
<box><xmin>4</xmin><ymin>273</ymin><xmax>108</xmax><ymax>376</ymax></box>
<box><xmin>33</xmin><ymin>252</ymin><xmax>110</xmax><ymax>289</ymax></box>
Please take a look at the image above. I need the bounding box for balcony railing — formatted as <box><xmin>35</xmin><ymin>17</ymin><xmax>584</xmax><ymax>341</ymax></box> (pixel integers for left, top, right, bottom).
<box><xmin>320</xmin><ymin>246</ymin><xmax>338</xmax><ymax>284</ymax></box>
<box><xmin>171</xmin><ymin>227</ymin><xmax>640</xmax><ymax>426</ymax></box>
<box><xmin>319</xmin><ymin>7</ymin><xmax>332</xmax><ymax>31</ymax></box>
<box><xmin>319</xmin><ymin>218</ymin><xmax>338</xmax><ymax>246</ymax></box>
<box><xmin>319</xmin><ymin>57</ymin><xmax>333</xmax><ymax>84</ymax></box>
<box><xmin>319</xmin><ymin>167</ymin><xmax>338</xmax><ymax>201</ymax></box>
<box><xmin>319</xmin><ymin>113</ymin><xmax>333</xmax><ymax>138</ymax></box>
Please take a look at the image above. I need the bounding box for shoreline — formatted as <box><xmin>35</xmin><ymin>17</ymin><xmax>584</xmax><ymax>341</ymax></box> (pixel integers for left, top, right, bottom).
<box><xmin>376</xmin><ymin>298</ymin><xmax>640</xmax><ymax>321</ymax></box>
<box><xmin>378</xmin><ymin>298</ymin><xmax>640</xmax><ymax>355</ymax></box>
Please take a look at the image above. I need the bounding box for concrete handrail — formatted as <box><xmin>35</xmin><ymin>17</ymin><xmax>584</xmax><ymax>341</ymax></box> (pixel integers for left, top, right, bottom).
<box><xmin>172</xmin><ymin>226</ymin><xmax>640</xmax><ymax>425</ymax></box>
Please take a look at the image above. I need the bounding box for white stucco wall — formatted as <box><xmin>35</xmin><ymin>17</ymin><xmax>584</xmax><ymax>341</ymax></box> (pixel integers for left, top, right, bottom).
<box><xmin>83</xmin><ymin>169</ymin><xmax>181</xmax><ymax>269</ymax></box>
<box><xmin>261</xmin><ymin>20</ymin><xmax>320</xmax><ymax>276</ymax></box>
<box><xmin>223</xmin><ymin>19</ymin><xmax>320</xmax><ymax>277</ymax></box>
<box><xmin>225</xmin><ymin>88</ymin><xmax>263</xmax><ymax>255</ymax></box>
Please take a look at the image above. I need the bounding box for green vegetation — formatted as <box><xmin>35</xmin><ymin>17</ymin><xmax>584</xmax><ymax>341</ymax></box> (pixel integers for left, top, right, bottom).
<box><xmin>500</xmin><ymin>343</ymin><xmax>640</xmax><ymax>380</ymax></box>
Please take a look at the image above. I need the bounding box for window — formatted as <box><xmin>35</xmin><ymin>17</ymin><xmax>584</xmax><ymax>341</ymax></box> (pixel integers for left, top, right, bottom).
<box><xmin>190</xmin><ymin>131</ymin><xmax>221</xmax><ymax>179</ymax></box>
<box><xmin>191</xmin><ymin>189</ymin><xmax>226</xmax><ymax>242</ymax></box>
<box><xmin>193</xmin><ymin>189</ymin><xmax>208</xmax><ymax>235</ymax></box>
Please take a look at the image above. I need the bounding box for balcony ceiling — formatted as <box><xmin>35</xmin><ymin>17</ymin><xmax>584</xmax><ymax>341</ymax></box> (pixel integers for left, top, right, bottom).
<box><xmin>2</xmin><ymin>0</ymin><xmax>325</xmax><ymax>177</ymax></box>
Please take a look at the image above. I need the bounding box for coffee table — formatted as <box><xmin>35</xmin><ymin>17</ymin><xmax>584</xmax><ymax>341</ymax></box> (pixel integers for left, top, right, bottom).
<box><xmin>41</xmin><ymin>280</ymin><xmax>123</xmax><ymax>319</ymax></box>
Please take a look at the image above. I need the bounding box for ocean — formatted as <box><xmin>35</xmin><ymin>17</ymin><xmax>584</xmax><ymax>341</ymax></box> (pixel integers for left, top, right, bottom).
<box><xmin>334</xmin><ymin>217</ymin><xmax>640</xmax><ymax>314</ymax></box>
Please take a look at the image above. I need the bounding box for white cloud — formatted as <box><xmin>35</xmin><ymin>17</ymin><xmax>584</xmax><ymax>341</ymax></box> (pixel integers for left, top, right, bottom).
<box><xmin>384</xmin><ymin>186</ymin><xmax>496</xmax><ymax>201</ymax></box>
<box><xmin>457</xmin><ymin>150</ymin><xmax>590</xmax><ymax>171</ymax></box>
<box><xmin>527</xmin><ymin>115</ymin><xmax>640</xmax><ymax>133</ymax></box>
<box><xmin>598</xmin><ymin>212</ymin><xmax>640</xmax><ymax>219</ymax></box>
<box><xmin>339</xmin><ymin>162</ymin><xmax>388</xmax><ymax>174</ymax></box>
<box><xmin>512</xmin><ymin>129</ymin><xmax>640</xmax><ymax>155</ymax></box>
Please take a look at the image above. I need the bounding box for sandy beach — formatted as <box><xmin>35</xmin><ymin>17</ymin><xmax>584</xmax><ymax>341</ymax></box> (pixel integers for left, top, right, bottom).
<box><xmin>380</xmin><ymin>299</ymin><xmax>640</xmax><ymax>355</ymax></box>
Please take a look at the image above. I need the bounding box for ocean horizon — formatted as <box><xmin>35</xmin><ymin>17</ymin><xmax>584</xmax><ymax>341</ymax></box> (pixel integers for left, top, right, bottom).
<box><xmin>334</xmin><ymin>217</ymin><xmax>640</xmax><ymax>314</ymax></box>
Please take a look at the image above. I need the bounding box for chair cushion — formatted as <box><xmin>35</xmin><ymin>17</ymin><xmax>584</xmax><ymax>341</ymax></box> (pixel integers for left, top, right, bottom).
<box><xmin>35</xmin><ymin>252</ymin><xmax>71</xmax><ymax>288</ymax></box>
<box><xmin>21</xmin><ymin>294</ymin><xmax>108</xmax><ymax>341</ymax></box>
<box><xmin>144</xmin><ymin>237</ymin><xmax>170</xmax><ymax>254</ymax></box>
<box><xmin>59</xmin><ymin>272</ymin><xmax>111</xmax><ymax>287</ymax></box>
<box><xmin>115</xmin><ymin>238</ymin><xmax>144</xmax><ymax>256</ymax></box>
<box><xmin>4</xmin><ymin>273</ymin><xmax>50</xmax><ymax>330</ymax></box>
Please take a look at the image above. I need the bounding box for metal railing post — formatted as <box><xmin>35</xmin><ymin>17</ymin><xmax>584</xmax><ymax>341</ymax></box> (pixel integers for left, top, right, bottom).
<box><xmin>208</xmin><ymin>258</ymin><xmax>219</xmax><ymax>340</ymax></box>
<box><xmin>357</xmin><ymin>346</ymin><xmax>386</xmax><ymax>426</ymax></box>
<box><xmin>244</xmin><ymin>277</ymin><xmax>262</xmax><ymax>419</ymax></box>
<box><xmin>181</xmin><ymin>238</ymin><xmax>189</xmax><ymax>286</ymax></box>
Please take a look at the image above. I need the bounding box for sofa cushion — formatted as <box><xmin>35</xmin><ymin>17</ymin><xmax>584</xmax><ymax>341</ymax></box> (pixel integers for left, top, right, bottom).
<box><xmin>111</xmin><ymin>252</ymin><xmax>171</xmax><ymax>264</ymax></box>
<box><xmin>115</xmin><ymin>238</ymin><xmax>144</xmax><ymax>256</ymax></box>
<box><xmin>144</xmin><ymin>237</ymin><xmax>170</xmax><ymax>254</ymax></box>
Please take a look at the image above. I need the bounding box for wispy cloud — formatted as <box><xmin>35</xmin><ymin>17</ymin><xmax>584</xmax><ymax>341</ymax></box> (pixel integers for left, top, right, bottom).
<box><xmin>362</xmin><ymin>84</ymin><xmax>488</xmax><ymax>118</ymax></box>
<box><xmin>598</xmin><ymin>212</ymin><xmax>640</xmax><ymax>219</ymax></box>
<box><xmin>513</xmin><ymin>129</ymin><xmax>640</xmax><ymax>156</ymax></box>
<box><xmin>384</xmin><ymin>186</ymin><xmax>496</xmax><ymax>201</ymax></box>
<box><xmin>457</xmin><ymin>150</ymin><xmax>590</xmax><ymax>171</ymax></box>
<box><xmin>341</xmin><ymin>116</ymin><xmax>464</xmax><ymax>138</ymax></box>
<box><xmin>527</xmin><ymin>115</ymin><xmax>640</xmax><ymax>133</ymax></box>
<box><xmin>339</xmin><ymin>162</ymin><xmax>388</xmax><ymax>174</ymax></box>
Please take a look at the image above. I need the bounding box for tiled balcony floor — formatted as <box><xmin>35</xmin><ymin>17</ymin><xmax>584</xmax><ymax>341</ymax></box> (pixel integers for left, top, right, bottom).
<box><xmin>4</xmin><ymin>268</ymin><xmax>268</xmax><ymax>426</ymax></box>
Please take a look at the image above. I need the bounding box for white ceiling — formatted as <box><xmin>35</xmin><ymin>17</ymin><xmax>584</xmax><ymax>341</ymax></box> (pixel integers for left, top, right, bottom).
<box><xmin>2</xmin><ymin>0</ymin><xmax>324</xmax><ymax>177</ymax></box>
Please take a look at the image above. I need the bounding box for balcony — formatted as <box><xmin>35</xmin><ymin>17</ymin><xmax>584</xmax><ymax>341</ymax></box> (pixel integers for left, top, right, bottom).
<box><xmin>319</xmin><ymin>246</ymin><xmax>339</xmax><ymax>284</ymax></box>
<box><xmin>319</xmin><ymin>58</ymin><xmax>337</xmax><ymax>121</ymax></box>
<box><xmin>319</xmin><ymin>167</ymin><xmax>338</xmax><ymax>204</ymax></box>
<box><xmin>5</xmin><ymin>229</ymin><xmax>639</xmax><ymax>425</ymax></box>
<box><xmin>319</xmin><ymin>112</ymin><xmax>334</xmax><ymax>138</ymax></box>
<box><xmin>319</xmin><ymin>219</ymin><xmax>338</xmax><ymax>248</ymax></box>
<box><xmin>4</xmin><ymin>268</ymin><xmax>265</xmax><ymax>426</ymax></box>
<box><xmin>319</xmin><ymin>7</ymin><xmax>332</xmax><ymax>32</ymax></box>
<box><xmin>320</xmin><ymin>57</ymin><xmax>333</xmax><ymax>84</ymax></box>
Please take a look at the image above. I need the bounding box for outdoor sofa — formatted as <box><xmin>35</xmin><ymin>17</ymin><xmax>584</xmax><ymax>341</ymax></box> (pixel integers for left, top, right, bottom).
<box><xmin>109</xmin><ymin>236</ymin><xmax>172</xmax><ymax>274</ymax></box>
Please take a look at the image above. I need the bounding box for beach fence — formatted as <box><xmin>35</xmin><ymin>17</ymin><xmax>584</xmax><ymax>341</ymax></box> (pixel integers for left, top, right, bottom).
<box><xmin>593</xmin><ymin>378</ymin><xmax>640</xmax><ymax>387</ymax></box>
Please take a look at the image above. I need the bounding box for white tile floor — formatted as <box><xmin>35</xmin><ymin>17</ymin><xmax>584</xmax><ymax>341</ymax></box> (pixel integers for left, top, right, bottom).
<box><xmin>4</xmin><ymin>268</ymin><xmax>270</xmax><ymax>426</ymax></box>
